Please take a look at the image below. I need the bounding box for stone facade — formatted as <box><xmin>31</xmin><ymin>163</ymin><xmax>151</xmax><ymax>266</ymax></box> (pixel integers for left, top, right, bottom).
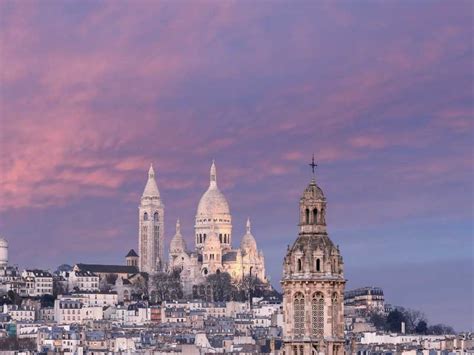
<box><xmin>168</xmin><ymin>161</ymin><xmax>266</xmax><ymax>295</ymax></box>
<box><xmin>138</xmin><ymin>165</ymin><xmax>164</xmax><ymax>273</ymax></box>
<box><xmin>282</xmin><ymin>178</ymin><xmax>345</xmax><ymax>355</ymax></box>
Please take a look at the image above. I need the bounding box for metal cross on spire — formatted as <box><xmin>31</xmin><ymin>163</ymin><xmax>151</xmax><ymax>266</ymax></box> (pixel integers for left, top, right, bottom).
<box><xmin>309</xmin><ymin>154</ymin><xmax>318</xmax><ymax>177</ymax></box>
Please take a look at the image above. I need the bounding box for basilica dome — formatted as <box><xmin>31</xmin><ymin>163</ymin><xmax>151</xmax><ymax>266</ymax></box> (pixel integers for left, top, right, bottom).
<box><xmin>196</xmin><ymin>161</ymin><xmax>230</xmax><ymax>218</ymax></box>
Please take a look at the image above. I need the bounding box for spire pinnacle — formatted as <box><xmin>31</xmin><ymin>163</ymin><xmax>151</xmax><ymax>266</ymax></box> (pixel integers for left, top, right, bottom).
<box><xmin>246</xmin><ymin>217</ymin><xmax>251</xmax><ymax>234</ymax></box>
<box><xmin>210</xmin><ymin>160</ymin><xmax>217</xmax><ymax>187</ymax></box>
<box><xmin>176</xmin><ymin>218</ymin><xmax>180</xmax><ymax>234</ymax></box>
<box><xmin>142</xmin><ymin>164</ymin><xmax>160</xmax><ymax>197</ymax></box>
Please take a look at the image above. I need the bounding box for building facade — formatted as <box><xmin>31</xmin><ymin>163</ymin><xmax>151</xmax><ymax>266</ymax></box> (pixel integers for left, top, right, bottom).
<box><xmin>281</xmin><ymin>177</ymin><xmax>345</xmax><ymax>355</ymax></box>
<box><xmin>167</xmin><ymin>161</ymin><xmax>266</xmax><ymax>295</ymax></box>
<box><xmin>138</xmin><ymin>165</ymin><xmax>164</xmax><ymax>273</ymax></box>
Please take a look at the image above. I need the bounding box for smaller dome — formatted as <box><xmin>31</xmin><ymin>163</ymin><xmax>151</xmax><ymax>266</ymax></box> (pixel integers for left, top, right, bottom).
<box><xmin>241</xmin><ymin>218</ymin><xmax>257</xmax><ymax>252</ymax></box>
<box><xmin>0</xmin><ymin>238</ymin><xmax>8</xmax><ymax>248</ymax></box>
<box><xmin>170</xmin><ymin>219</ymin><xmax>187</xmax><ymax>254</ymax></box>
<box><xmin>301</xmin><ymin>178</ymin><xmax>325</xmax><ymax>201</ymax></box>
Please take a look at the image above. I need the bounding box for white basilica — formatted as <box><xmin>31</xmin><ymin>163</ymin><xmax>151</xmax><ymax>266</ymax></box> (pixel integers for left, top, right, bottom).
<box><xmin>137</xmin><ymin>161</ymin><xmax>266</xmax><ymax>295</ymax></box>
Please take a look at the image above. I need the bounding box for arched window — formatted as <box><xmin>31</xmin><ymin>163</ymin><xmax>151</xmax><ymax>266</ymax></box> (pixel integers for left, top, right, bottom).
<box><xmin>312</xmin><ymin>292</ymin><xmax>324</xmax><ymax>337</ymax></box>
<box><xmin>316</xmin><ymin>258</ymin><xmax>321</xmax><ymax>272</ymax></box>
<box><xmin>332</xmin><ymin>293</ymin><xmax>339</xmax><ymax>337</ymax></box>
<box><xmin>249</xmin><ymin>266</ymin><xmax>253</xmax><ymax>276</ymax></box>
<box><xmin>204</xmin><ymin>234</ymin><xmax>207</xmax><ymax>241</ymax></box>
<box><xmin>154</xmin><ymin>212</ymin><xmax>159</xmax><ymax>221</ymax></box>
<box><xmin>313</xmin><ymin>208</ymin><xmax>318</xmax><ymax>224</ymax></box>
<box><xmin>297</xmin><ymin>258</ymin><xmax>302</xmax><ymax>272</ymax></box>
<box><xmin>305</xmin><ymin>209</ymin><xmax>310</xmax><ymax>224</ymax></box>
<box><xmin>294</xmin><ymin>292</ymin><xmax>305</xmax><ymax>337</ymax></box>
<box><xmin>219</xmin><ymin>234</ymin><xmax>222</xmax><ymax>243</ymax></box>
<box><xmin>143</xmin><ymin>212</ymin><xmax>148</xmax><ymax>221</ymax></box>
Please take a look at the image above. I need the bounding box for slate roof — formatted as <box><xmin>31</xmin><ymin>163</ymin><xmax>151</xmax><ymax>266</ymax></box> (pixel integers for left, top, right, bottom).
<box><xmin>125</xmin><ymin>249</ymin><xmax>139</xmax><ymax>257</ymax></box>
<box><xmin>75</xmin><ymin>264</ymin><xmax>139</xmax><ymax>274</ymax></box>
<box><xmin>222</xmin><ymin>251</ymin><xmax>237</xmax><ymax>262</ymax></box>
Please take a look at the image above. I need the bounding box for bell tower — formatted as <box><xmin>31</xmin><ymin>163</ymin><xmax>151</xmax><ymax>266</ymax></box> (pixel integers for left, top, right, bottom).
<box><xmin>282</xmin><ymin>159</ymin><xmax>345</xmax><ymax>355</ymax></box>
<box><xmin>138</xmin><ymin>164</ymin><xmax>164</xmax><ymax>273</ymax></box>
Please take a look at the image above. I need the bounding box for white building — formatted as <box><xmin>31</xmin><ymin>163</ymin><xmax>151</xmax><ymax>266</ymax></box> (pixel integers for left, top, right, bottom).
<box><xmin>21</xmin><ymin>269</ymin><xmax>53</xmax><ymax>296</ymax></box>
<box><xmin>3</xmin><ymin>304</ymin><xmax>36</xmax><ymax>322</ymax></box>
<box><xmin>59</xmin><ymin>291</ymin><xmax>118</xmax><ymax>307</ymax></box>
<box><xmin>67</xmin><ymin>270</ymin><xmax>99</xmax><ymax>292</ymax></box>
<box><xmin>54</xmin><ymin>297</ymin><xmax>103</xmax><ymax>324</ymax></box>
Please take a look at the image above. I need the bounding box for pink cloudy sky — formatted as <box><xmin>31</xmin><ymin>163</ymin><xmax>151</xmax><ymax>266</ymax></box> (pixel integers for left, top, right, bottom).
<box><xmin>0</xmin><ymin>1</ymin><xmax>472</xmax><ymax>329</ymax></box>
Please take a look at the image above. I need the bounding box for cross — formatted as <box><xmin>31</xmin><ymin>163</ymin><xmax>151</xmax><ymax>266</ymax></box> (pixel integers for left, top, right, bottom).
<box><xmin>309</xmin><ymin>154</ymin><xmax>317</xmax><ymax>176</ymax></box>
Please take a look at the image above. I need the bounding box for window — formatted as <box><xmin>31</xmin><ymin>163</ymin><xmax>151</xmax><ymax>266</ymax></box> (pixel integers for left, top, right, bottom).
<box><xmin>332</xmin><ymin>293</ymin><xmax>339</xmax><ymax>337</ymax></box>
<box><xmin>313</xmin><ymin>208</ymin><xmax>318</xmax><ymax>224</ymax></box>
<box><xmin>294</xmin><ymin>292</ymin><xmax>305</xmax><ymax>337</ymax></box>
<box><xmin>316</xmin><ymin>258</ymin><xmax>321</xmax><ymax>272</ymax></box>
<box><xmin>143</xmin><ymin>212</ymin><xmax>148</xmax><ymax>221</ymax></box>
<box><xmin>297</xmin><ymin>258</ymin><xmax>302</xmax><ymax>272</ymax></box>
<box><xmin>312</xmin><ymin>292</ymin><xmax>324</xmax><ymax>337</ymax></box>
<box><xmin>154</xmin><ymin>212</ymin><xmax>159</xmax><ymax>221</ymax></box>
<box><xmin>305</xmin><ymin>209</ymin><xmax>310</xmax><ymax>224</ymax></box>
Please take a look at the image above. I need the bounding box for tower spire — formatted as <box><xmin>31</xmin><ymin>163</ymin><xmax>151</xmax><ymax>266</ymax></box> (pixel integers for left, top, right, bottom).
<box><xmin>176</xmin><ymin>218</ymin><xmax>180</xmax><ymax>234</ymax></box>
<box><xmin>142</xmin><ymin>164</ymin><xmax>160</xmax><ymax>197</ymax></box>
<box><xmin>246</xmin><ymin>217</ymin><xmax>251</xmax><ymax>234</ymax></box>
<box><xmin>210</xmin><ymin>160</ymin><xmax>217</xmax><ymax>187</ymax></box>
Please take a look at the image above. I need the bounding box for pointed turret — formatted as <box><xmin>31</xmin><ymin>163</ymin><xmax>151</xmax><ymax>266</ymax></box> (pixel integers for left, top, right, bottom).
<box><xmin>210</xmin><ymin>160</ymin><xmax>217</xmax><ymax>187</ymax></box>
<box><xmin>170</xmin><ymin>218</ymin><xmax>186</xmax><ymax>256</ymax></box>
<box><xmin>142</xmin><ymin>164</ymin><xmax>160</xmax><ymax>198</ymax></box>
<box><xmin>241</xmin><ymin>217</ymin><xmax>257</xmax><ymax>253</ymax></box>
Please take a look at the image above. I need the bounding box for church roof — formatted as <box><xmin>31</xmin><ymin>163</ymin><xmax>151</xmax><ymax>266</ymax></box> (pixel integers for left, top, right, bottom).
<box><xmin>196</xmin><ymin>161</ymin><xmax>230</xmax><ymax>218</ymax></box>
<box><xmin>301</xmin><ymin>178</ymin><xmax>325</xmax><ymax>201</ymax></box>
<box><xmin>222</xmin><ymin>251</ymin><xmax>238</xmax><ymax>262</ymax></box>
<box><xmin>126</xmin><ymin>249</ymin><xmax>138</xmax><ymax>257</ymax></box>
<box><xmin>142</xmin><ymin>164</ymin><xmax>160</xmax><ymax>198</ymax></box>
<box><xmin>75</xmin><ymin>263</ymin><xmax>139</xmax><ymax>274</ymax></box>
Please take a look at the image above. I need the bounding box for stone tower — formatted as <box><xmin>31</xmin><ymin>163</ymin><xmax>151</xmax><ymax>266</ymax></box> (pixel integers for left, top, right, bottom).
<box><xmin>138</xmin><ymin>164</ymin><xmax>164</xmax><ymax>273</ymax></box>
<box><xmin>281</xmin><ymin>176</ymin><xmax>345</xmax><ymax>355</ymax></box>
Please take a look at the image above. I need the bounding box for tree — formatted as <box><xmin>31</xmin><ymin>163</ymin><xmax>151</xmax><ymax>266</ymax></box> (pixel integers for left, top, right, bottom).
<box><xmin>369</xmin><ymin>311</ymin><xmax>387</xmax><ymax>331</ymax></box>
<box><xmin>415</xmin><ymin>320</ymin><xmax>428</xmax><ymax>334</ymax></box>
<box><xmin>105</xmin><ymin>273</ymin><xmax>118</xmax><ymax>285</ymax></box>
<box><xmin>6</xmin><ymin>291</ymin><xmax>21</xmax><ymax>306</ymax></box>
<box><xmin>206</xmin><ymin>272</ymin><xmax>234</xmax><ymax>302</ymax></box>
<box><xmin>53</xmin><ymin>279</ymin><xmax>67</xmax><ymax>297</ymax></box>
<box><xmin>386</xmin><ymin>309</ymin><xmax>406</xmax><ymax>333</ymax></box>
<box><xmin>131</xmin><ymin>276</ymin><xmax>148</xmax><ymax>298</ymax></box>
<box><xmin>399</xmin><ymin>307</ymin><xmax>426</xmax><ymax>333</ymax></box>
<box><xmin>150</xmin><ymin>271</ymin><xmax>183</xmax><ymax>303</ymax></box>
<box><xmin>40</xmin><ymin>294</ymin><xmax>55</xmax><ymax>308</ymax></box>
<box><xmin>428</xmin><ymin>324</ymin><xmax>455</xmax><ymax>335</ymax></box>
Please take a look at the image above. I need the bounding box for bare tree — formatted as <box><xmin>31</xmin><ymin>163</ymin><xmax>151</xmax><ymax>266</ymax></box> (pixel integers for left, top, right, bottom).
<box><xmin>150</xmin><ymin>271</ymin><xmax>183</xmax><ymax>303</ymax></box>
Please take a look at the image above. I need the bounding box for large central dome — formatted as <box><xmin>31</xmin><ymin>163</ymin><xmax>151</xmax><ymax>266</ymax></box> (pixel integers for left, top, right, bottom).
<box><xmin>195</xmin><ymin>161</ymin><xmax>233</xmax><ymax>251</ymax></box>
<box><xmin>196</xmin><ymin>161</ymin><xmax>230</xmax><ymax>218</ymax></box>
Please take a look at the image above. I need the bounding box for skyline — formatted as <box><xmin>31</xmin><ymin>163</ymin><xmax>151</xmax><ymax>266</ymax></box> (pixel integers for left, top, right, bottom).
<box><xmin>0</xmin><ymin>0</ymin><xmax>472</xmax><ymax>331</ymax></box>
